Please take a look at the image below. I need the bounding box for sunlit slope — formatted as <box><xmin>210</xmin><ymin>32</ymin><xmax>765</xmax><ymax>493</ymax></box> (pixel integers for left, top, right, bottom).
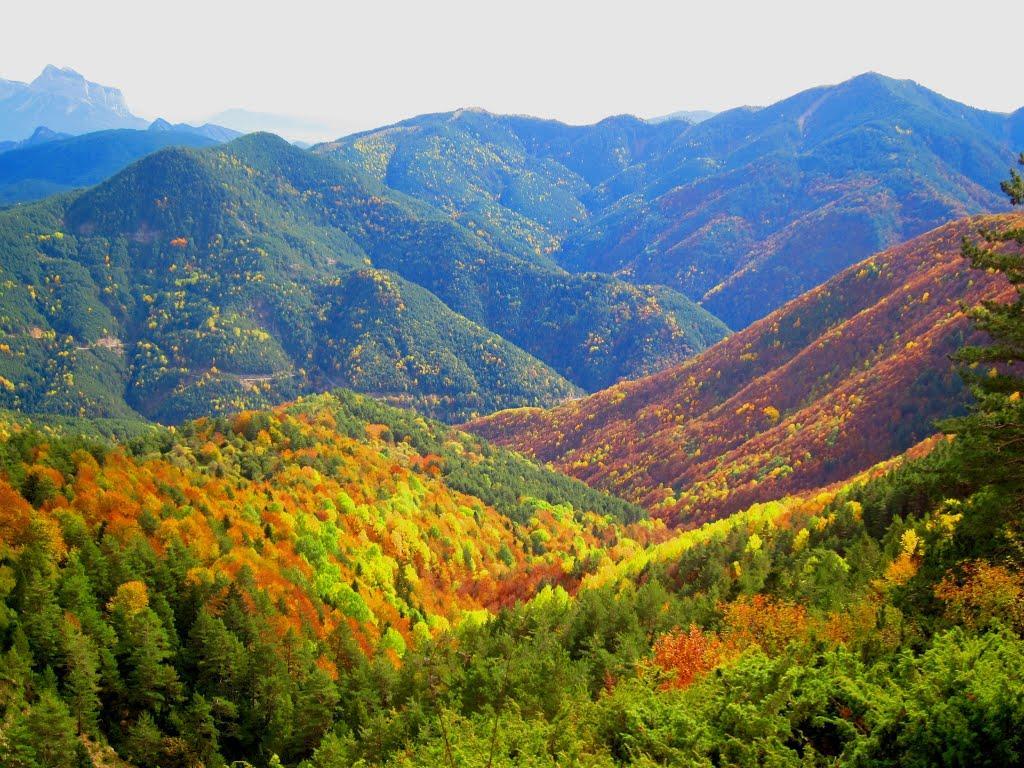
<box><xmin>467</xmin><ymin>214</ymin><xmax>1020</xmax><ymax>526</ymax></box>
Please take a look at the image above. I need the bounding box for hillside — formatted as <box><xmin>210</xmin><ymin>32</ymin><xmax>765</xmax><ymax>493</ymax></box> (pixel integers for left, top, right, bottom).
<box><xmin>316</xmin><ymin>110</ymin><xmax>684</xmax><ymax>264</ymax></box>
<box><xmin>324</xmin><ymin>74</ymin><xmax>1019</xmax><ymax>330</ymax></box>
<box><xmin>0</xmin><ymin>390</ymin><xmax>649</xmax><ymax>644</ymax></box>
<box><xmin>0</xmin><ymin>133</ymin><xmax>725</xmax><ymax>424</ymax></box>
<box><xmin>313</xmin><ymin>268</ymin><xmax>584</xmax><ymax>415</ymax></box>
<box><xmin>564</xmin><ymin>73</ymin><xmax>1019</xmax><ymax>328</ymax></box>
<box><xmin>0</xmin><ymin>390</ymin><xmax>663</xmax><ymax>760</ymax></box>
<box><xmin>315</xmin><ymin>110</ymin><xmax>677</xmax><ymax>264</ymax></box>
<box><xmin>0</xmin><ymin>128</ymin><xmax>222</xmax><ymax>205</ymax></box>
<box><xmin>0</xmin><ymin>129</ymin><xmax>1021</xmax><ymax>768</ymax></box>
<box><xmin>3</xmin><ymin>370</ymin><xmax>1023</xmax><ymax>766</ymax></box>
<box><xmin>467</xmin><ymin>213</ymin><xmax>1021</xmax><ymax>526</ymax></box>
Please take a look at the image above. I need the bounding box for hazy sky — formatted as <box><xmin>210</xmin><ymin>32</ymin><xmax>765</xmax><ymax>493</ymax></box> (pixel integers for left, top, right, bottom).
<box><xmin>2</xmin><ymin>0</ymin><xmax>1021</xmax><ymax>140</ymax></box>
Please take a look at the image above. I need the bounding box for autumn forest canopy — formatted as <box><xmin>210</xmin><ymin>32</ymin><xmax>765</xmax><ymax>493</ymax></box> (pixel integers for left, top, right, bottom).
<box><xmin>1</xmin><ymin>63</ymin><xmax>1024</xmax><ymax>768</ymax></box>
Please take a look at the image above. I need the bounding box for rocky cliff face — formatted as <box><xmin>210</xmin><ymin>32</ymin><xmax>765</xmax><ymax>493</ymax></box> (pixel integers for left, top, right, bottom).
<box><xmin>30</xmin><ymin>64</ymin><xmax>135</xmax><ymax>116</ymax></box>
<box><xmin>0</xmin><ymin>65</ymin><xmax>146</xmax><ymax>140</ymax></box>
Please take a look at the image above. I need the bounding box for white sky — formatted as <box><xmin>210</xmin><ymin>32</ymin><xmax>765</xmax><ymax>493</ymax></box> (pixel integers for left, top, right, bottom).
<box><xmin>2</xmin><ymin>0</ymin><xmax>1021</xmax><ymax>139</ymax></box>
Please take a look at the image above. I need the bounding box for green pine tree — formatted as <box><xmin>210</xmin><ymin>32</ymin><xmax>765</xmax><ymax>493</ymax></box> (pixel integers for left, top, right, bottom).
<box><xmin>13</xmin><ymin>521</ymin><xmax>63</xmax><ymax>670</ymax></box>
<box><xmin>940</xmin><ymin>153</ymin><xmax>1024</xmax><ymax>561</ymax></box>
<box><xmin>944</xmin><ymin>153</ymin><xmax>1024</xmax><ymax>489</ymax></box>
<box><xmin>24</xmin><ymin>688</ymin><xmax>81</xmax><ymax>768</ymax></box>
<box><xmin>60</xmin><ymin>622</ymin><xmax>101</xmax><ymax>736</ymax></box>
<box><xmin>121</xmin><ymin>711</ymin><xmax>164</xmax><ymax>766</ymax></box>
<box><xmin>171</xmin><ymin>693</ymin><xmax>223</xmax><ymax>768</ymax></box>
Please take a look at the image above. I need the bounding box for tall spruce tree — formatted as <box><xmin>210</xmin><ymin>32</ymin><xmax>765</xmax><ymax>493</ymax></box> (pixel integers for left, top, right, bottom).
<box><xmin>60</xmin><ymin>622</ymin><xmax>101</xmax><ymax>736</ymax></box>
<box><xmin>939</xmin><ymin>154</ymin><xmax>1024</xmax><ymax>564</ymax></box>
<box><xmin>23</xmin><ymin>688</ymin><xmax>81</xmax><ymax>768</ymax></box>
<box><xmin>944</xmin><ymin>154</ymin><xmax>1024</xmax><ymax>485</ymax></box>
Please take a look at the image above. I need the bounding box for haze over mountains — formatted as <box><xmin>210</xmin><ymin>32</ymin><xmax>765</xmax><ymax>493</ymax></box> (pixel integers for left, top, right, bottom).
<box><xmin>0</xmin><ymin>126</ymin><xmax>72</xmax><ymax>154</ymax></box>
<box><xmin>207</xmin><ymin>108</ymin><xmax>355</xmax><ymax>145</ymax></box>
<box><xmin>0</xmin><ymin>65</ymin><xmax>240</xmax><ymax>148</ymax></box>
<box><xmin>0</xmin><ymin>64</ymin><xmax>358</xmax><ymax>146</ymax></box>
<box><xmin>0</xmin><ymin>127</ymin><xmax>223</xmax><ymax>204</ymax></box>
<box><xmin>0</xmin><ymin>65</ymin><xmax>146</xmax><ymax>140</ymax></box>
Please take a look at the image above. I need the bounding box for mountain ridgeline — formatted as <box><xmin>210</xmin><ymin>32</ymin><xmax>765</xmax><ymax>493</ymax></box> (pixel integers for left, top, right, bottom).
<box><xmin>1</xmin><ymin>71</ymin><xmax>1020</xmax><ymax>426</ymax></box>
<box><xmin>321</xmin><ymin>73</ymin><xmax>1020</xmax><ymax>329</ymax></box>
<box><xmin>0</xmin><ymin>133</ymin><xmax>726</xmax><ymax>423</ymax></box>
<box><xmin>0</xmin><ymin>128</ymin><xmax>223</xmax><ymax>205</ymax></box>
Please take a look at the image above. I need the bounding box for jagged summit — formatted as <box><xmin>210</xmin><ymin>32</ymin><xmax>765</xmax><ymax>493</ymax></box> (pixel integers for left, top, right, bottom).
<box><xmin>30</xmin><ymin>64</ymin><xmax>134</xmax><ymax>116</ymax></box>
<box><xmin>0</xmin><ymin>65</ymin><xmax>145</xmax><ymax>140</ymax></box>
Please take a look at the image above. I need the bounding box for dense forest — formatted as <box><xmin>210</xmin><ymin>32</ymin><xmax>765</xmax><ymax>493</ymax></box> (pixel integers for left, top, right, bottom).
<box><xmin>0</xmin><ymin>390</ymin><xmax>656</xmax><ymax>766</ymax></box>
<box><xmin>322</xmin><ymin>73</ymin><xmax>1020</xmax><ymax>329</ymax></box>
<box><xmin>2</xmin><ymin>48</ymin><xmax>1024</xmax><ymax>768</ymax></box>
<box><xmin>469</xmin><ymin>213</ymin><xmax>1021</xmax><ymax>526</ymax></box>
<box><xmin>0</xmin><ymin>159</ymin><xmax>1022</xmax><ymax>767</ymax></box>
<box><xmin>0</xmin><ymin>134</ymin><xmax>725</xmax><ymax>425</ymax></box>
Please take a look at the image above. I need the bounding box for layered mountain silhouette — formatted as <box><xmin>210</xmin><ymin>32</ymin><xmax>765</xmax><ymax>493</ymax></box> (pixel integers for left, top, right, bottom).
<box><xmin>148</xmin><ymin>117</ymin><xmax>242</xmax><ymax>142</ymax></box>
<box><xmin>0</xmin><ymin>127</ymin><xmax>224</xmax><ymax>204</ymax></box>
<box><xmin>3</xmin><ymin>58</ymin><xmax>1024</xmax><ymax>768</ymax></box>
<box><xmin>0</xmin><ymin>70</ymin><xmax>1019</xmax><ymax>430</ymax></box>
<box><xmin>0</xmin><ymin>126</ymin><xmax>72</xmax><ymax>154</ymax></box>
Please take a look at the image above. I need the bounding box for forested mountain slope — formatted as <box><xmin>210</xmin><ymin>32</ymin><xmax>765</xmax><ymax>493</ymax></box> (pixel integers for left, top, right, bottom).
<box><xmin>2</xmin><ymin>162</ymin><xmax>1023</xmax><ymax>768</ymax></box>
<box><xmin>325</xmin><ymin>74</ymin><xmax>1019</xmax><ymax>329</ymax></box>
<box><xmin>565</xmin><ymin>74</ymin><xmax>1018</xmax><ymax>328</ymax></box>
<box><xmin>315</xmin><ymin>110</ymin><xmax>679</xmax><ymax>263</ymax></box>
<box><xmin>3</xmin><ymin>335</ymin><xmax>1024</xmax><ymax>767</ymax></box>
<box><xmin>467</xmin><ymin>213</ymin><xmax>1021</xmax><ymax>526</ymax></box>
<box><xmin>0</xmin><ymin>133</ymin><xmax>726</xmax><ymax>424</ymax></box>
<box><xmin>0</xmin><ymin>389</ymin><xmax>663</xmax><ymax>764</ymax></box>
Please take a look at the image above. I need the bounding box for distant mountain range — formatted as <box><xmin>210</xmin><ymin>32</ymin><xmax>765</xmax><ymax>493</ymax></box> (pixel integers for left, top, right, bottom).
<box><xmin>0</xmin><ymin>65</ymin><xmax>241</xmax><ymax>151</ymax></box>
<box><xmin>3</xmin><ymin>59</ymin><xmax>1024</xmax><ymax>768</ymax></box>
<box><xmin>0</xmin><ymin>126</ymin><xmax>72</xmax><ymax>153</ymax></box>
<box><xmin>561</xmin><ymin>73</ymin><xmax>1021</xmax><ymax>329</ymax></box>
<box><xmin>0</xmin><ymin>125</ymin><xmax>227</xmax><ymax>204</ymax></box>
<box><xmin>0</xmin><ymin>65</ymin><xmax>147</xmax><ymax>140</ymax></box>
<box><xmin>148</xmin><ymin>117</ymin><xmax>241</xmax><ymax>142</ymax></box>
<box><xmin>0</xmin><ymin>66</ymin><xmax>244</xmax><ymax>205</ymax></box>
<box><xmin>467</xmin><ymin>213</ymin><xmax>1020</xmax><ymax>526</ymax></box>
